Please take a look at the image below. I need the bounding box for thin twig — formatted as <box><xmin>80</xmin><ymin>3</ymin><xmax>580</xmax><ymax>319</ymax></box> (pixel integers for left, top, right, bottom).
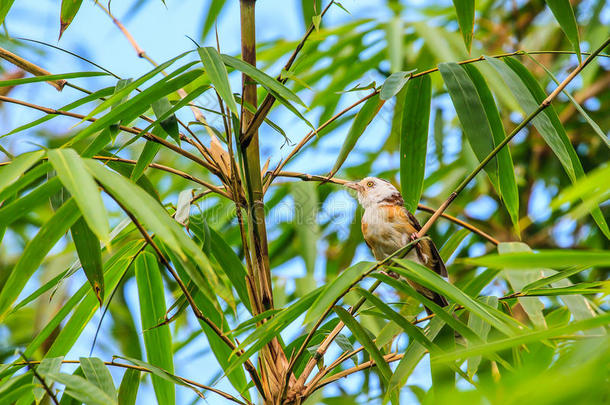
<box><xmin>13</xmin><ymin>359</ymin><xmax>246</xmax><ymax>405</ymax></box>
<box><xmin>19</xmin><ymin>353</ymin><xmax>60</xmax><ymax>405</ymax></box>
<box><xmin>271</xmin><ymin>171</ymin><xmax>499</xmax><ymax>245</ymax></box>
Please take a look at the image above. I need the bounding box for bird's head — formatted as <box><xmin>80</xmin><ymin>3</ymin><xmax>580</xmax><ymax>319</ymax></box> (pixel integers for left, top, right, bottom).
<box><xmin>344</xmin><ymin>177</ymin><xmax>403</xmax><ymax>209</ymax></box>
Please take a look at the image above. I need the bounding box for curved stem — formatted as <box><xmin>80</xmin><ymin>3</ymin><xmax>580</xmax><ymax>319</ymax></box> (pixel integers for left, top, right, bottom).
<box><xmin>13</xmin><ymin>359</ymin><xmax>247</xmax><ymax>405</ymax></box>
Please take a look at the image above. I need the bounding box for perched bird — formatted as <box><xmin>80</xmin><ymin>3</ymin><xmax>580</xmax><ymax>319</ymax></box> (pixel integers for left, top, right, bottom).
<box><xmin>345</xmin><ymin>177</ymin><xmax>448</xmax><ymax>315</ymax></box>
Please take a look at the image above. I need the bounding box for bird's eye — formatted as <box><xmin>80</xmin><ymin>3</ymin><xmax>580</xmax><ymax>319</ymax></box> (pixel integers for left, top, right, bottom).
<box><xmin>366</xmin><ymin>181</ymin><xmax>374</xmax><ymax>188</ymax></box>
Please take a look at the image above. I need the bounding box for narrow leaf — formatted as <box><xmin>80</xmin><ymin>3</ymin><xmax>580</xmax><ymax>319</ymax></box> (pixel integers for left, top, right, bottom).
<box><xmin>400</xmin><ymin>75</ymin><xmax>431</xmax><ymax>212</ymax></box>
<box><xmin>48</xmin><ymin>148</ymin><xmax>110</xmax><ymax>244</ymax></box>
<box><xmin>463</xmin><ymin>64</ymin><xmax>519</xmax><ymax>233</ymax></box>
<box><xmin>198</xmin><ymin>46</ymin><xmax>238</xmax><ymax>116</ymax></box>
<box><xmin>330</xmin><ymin>94</ymin><xmax>383</xmax><ymax>176</ymax></box>
<box><xmin>44</xmin><ymin>372</ymin><xmax>117</xmax><ymax>405</ymax></box>
<box><xmin>117</xmin><ymin>369</ymin><xmax>140</xmax><ymax>405</ymax></box>
<box><xmin>545</xmin><ymin>0</ymin><xmax>582</xmax><ymax>62</ymax></box>
<box><xmin>452</xmin><ymin>0</ymin><xmax>475</xmax><ymax>53</ymax></box>
<box><xmin>0</xmin><ymin>150</ymin><xmax>45</xmax><ymax>194</ymax></box>
<box><xmin>0</xmin><ymin>199</ymin><xmax>80</xmax><ymax>320</ymax></box>
<box><xmin>439</xmin><ymin>63</ymin><xmax>499</xmax><ymax>190</ymax></box>
<box><xmin>463</xmin><ymin>249</ymin><xmax>610</xmax><ymax>269</ymax></box>
<box><xmin>334</xmin><ymin>307</ymin><xmax>392</xmax><ymax>384</ymax></box>
<box><xmin>71</xmin><ymin>218</ymin><xmax>105</xmax><ymax>306</ymax></box>
<box><xmin>33</xmin><ymin>357</ymin><xmax>63</xmax><ymax>403</ymax></box>
<box><xmin>379</xmin><ymin>70</ymin><xmax>415</xmax><ymax>100</ymax></box>
<box><xmin>135</xmin><ymin>252</ymin><xmax>175</xmax><ymax>405</ymax></box>
<box><xmin>59</xmin><ymin>0</ymin><xmax>84</xmax><ymax>39</ymax></box>
<box><xmin>0</xmin><ymin>0</ymin><xmax>15</xmax><ymax>25</ymax></box>
<box><xmin>79</xmin><ymin>357</ymin><xmax>116</xmax><ymax>399</ymax></box>
<box><xmin>498</xmin><ymin>242</ymin><xmax>546</xmax><ymax>328</ymax></box>
<box><xmin>151</xmin><ymin>97</ymin><xmax>180</xmax><ymax>144</ymax></box>
<box><xmin>304</xmin><ymin>261</ymin><xmax>373</xmax><ymax>325</ymax></box>
<box><xmin>221</xmin><ymin>53</ymin><xmax>306</xmax><ymax>107</ymax></box>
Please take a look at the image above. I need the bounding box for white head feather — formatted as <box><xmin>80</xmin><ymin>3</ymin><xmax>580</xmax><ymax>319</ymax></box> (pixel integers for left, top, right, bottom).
<box><xmin>345</xmin><ymin>177</ymin><xmax>403</xmax><ymax>209</ymax></box>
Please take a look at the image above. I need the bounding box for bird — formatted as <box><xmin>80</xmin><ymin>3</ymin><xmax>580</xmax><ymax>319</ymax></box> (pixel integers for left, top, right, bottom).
<box><xmin>345</xmin><ymin>176</ymin><xmax>449</xmax><ymax>315</ymax></box>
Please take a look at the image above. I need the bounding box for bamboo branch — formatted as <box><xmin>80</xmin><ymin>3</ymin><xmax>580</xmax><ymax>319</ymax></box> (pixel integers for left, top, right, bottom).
<box><xmin>19</xmin><ymin>353</ymin><xmax>60</xmax><ymax>405</ymax></box>
<box><xmin>271</xmin><ymin>171</ymin><xmax>499</xmax><ymax>245</ymax></box>
<box><xmin>0</xmin><ymin>46</ymin><xmax>65</xmax><ymax>91</ymax></box>
<box><xmin>13</xmin><ymin>359</ymin><xmax>246</xmax><ymax>405</ymax></box>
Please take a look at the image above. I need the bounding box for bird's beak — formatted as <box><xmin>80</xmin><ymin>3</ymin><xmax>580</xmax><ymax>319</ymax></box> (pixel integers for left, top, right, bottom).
<box><xmin>344</xmin><ymin>181</ymin><xmax>360</xmax><ymax>191</ymax></box>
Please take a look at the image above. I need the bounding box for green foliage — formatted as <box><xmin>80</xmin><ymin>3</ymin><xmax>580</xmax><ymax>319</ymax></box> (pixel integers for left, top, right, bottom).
<box><xmin>0</xmin><ymin>1</ymin><xmax>608</xmax><ymax>404</ymax></box>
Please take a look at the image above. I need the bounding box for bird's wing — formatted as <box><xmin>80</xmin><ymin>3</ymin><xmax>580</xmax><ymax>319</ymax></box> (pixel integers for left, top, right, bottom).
<box><xmin>401</xmin><ymin>209</ymin><xmax>448</xmax><ymax>277</ymax></box>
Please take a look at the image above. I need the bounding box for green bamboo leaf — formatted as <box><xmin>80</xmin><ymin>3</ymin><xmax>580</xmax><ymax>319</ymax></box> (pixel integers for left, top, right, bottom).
<box><xmin>544</xmin><ymin>0</ymin><xmax>581</xmax><ymax>62</ymax></box>
<box><xmin>522</xmin><ymin>265</ymin><xmax>589</xmax><ymax>292</ymax></box>
<box><xmin>334</xmin><ymin>306</ymin><xmax>392</xmax><ymax>384</ymax></box>
<box><xmin>0</xmin><ymin>0</ymin><xmax>15</xmax><ymax>25</ymax></box>
<box><xmin>292</xmin><ymin>181</ymin><xmax>318</xmax><ymax>275</ymax></box>
<box><xmin>462</xmin><ymin>64</ymin><xmax>519</xmax><ymax>233</ymax></box>
<box><xmin>487</xmin><ymin>56</ymin><xmax>610</xmax><ymax>238</ymax></box>
<box><xmin>524</xmin><ymin>282</ymin><xmax>607</xmax><ymax>296</ymax></box>
<box><xmin>439</xmin><ymin>228</ymin><xmax>470</xmax><ymax>262</ymax></box>
<box><xmin>0</xmin><ymin>178</ymin><xmax>62</xmax><ymax>227</ymax></box>
<box><xmin>208</xmin><ymin>226</ymin><xmax>252</xmax><ymax>313</ymax></box>
<box><xmin>59</xmin><ymin>0</ymin><xmax>84</xmax><ymax>38</ymax></box>
<box><xmin>200</xmin><ymin>0</ymin><xmax>225</xmax><ymax>39</ymax></box>
<box><xmin>379</xmin><ymin>70</ymin><xmax>415</xmax><ymax>100</ymax></box>
<box><xmin>135</xmin><ymin>252</ymin><xmax>175</xmax><ymax>405</ymax></box>
<box><xmin>329</xmin><ymin>94</ymin><xmax>382</xmax><ymax>176</ymax></box>
<box><xmin>498</xmin><ymin>242</ymin><xmax>546</xmax><ymax>328</ymax></box>
<box><xmin>221</xmin><ymin>53</ymin><xmax>306</xmax><ymax>107</ymax></box>
<box><xmin>0</xmin><ymin>198</ymin><xmax>80</xmax><ymax>320</ymax></box>
<box><xmin>113</xmin><ymin>356</ymin><xmax>194</xmax><ymax>392</ymax></box>
<box><xmin>0</xmin><ymin>161</ymin><xmax>52</xmax><ymax>201</ymax></box>
<box><xmin>304</xmin><ymin>261</ymin><xmax>373</xmax><ymax>325</ymax></box>
<box><xmin>432</xmin><ymin>312</ymin><xmax>610</xmax><ymax>364</ymax></box>
<box><xmin>462</xmin><ymin>249</ymin><xmax>610</xmax><ymax>269</ymax></box>
<box><xmin>130</xmin><ymin>127</ymin><xmax>166</xmax><ymax>182</ymax></box>
<box><xmin>0</xmin><ymin>150</ymin><xmax>45</xmax><ymax>194</ymax></box>
<box><xmin>43</xmin><ymin>242</ymin><xmax>146</xmax><ymax>359</ymax></box>
<box><xmin>439</xmin><ymin>62</ymin><xmax>499</xmax><ymax>191</ymax></box>
<box><xmin>526</xmin><ymin>53</ymin><xmax>609</xmax><ymax>149</ymax></box>
<box><xmin>77</xmin><ymin>52</ymin><xmax>192</xmax><ymax>124</ymax></box>
<box><xmin>551</xmin><ymin>164</ymin><xmax>610</xmax><ymax>213</ymax></box>
<box><xmin>79</xmin><ymin>357</ymin><xmax>116</xmax><ymax>399</ymax></box>
<box><xmin>0</xmin><ymin>373</ymin><xmax>36</xmax><ymax>404</ymax></box>
<box><xmin>467</xmin><ymin>296</ymin><xmax>496</xmax><ymax>377</ymax></box>
<box><xmin>71</xmin><ymin>65</ymin><xmax>201</xmax><ymax>145</ymax></box>
<box><xmin>0</xmin><ymin>72</ymin><xmax>107</xmax><ymax>87</ymax></box>
<box><xmin>151</xmin><ymin>97</ymin><xmax>180</xmax><ymax>144</ymax></box>
<box><xmin>2</xmin><ymin>87</ymin><xmax>114</xmax><ymax>139</ymax></box>
<box><xmin>117</xmin><ymin>369</ymin><xmax>140</xmax><ymax>405</ymax></box>
<box><xmin>56</xmin><ymin>367</ymin><xmax>85</xmax><ymax>405</ymax></box>
<box><xmin>452</xmin><ymin>0</ymin><xmax>475</xmax><ymax>52</ymax></box>
<box><xmin>109</xmin><ymin>78</ymin><xmax>134</xmax><ymax>142</ymax></box>
<box><xmin>33</xmin><ymin>356</ymin><xmax>63</xmax><ymax>403</ymax></box>
<box><xmin>198</xmin><ymin>46</ymin><xmax>238</xmax><ymax>116</ymax></box>
<box><xmin>400</xmin><ymin>75</ymin><xmax>431</xmax><ymax>213</ymax></box>
<box><xmin>48</xmin><ymin>148</ymin><xmax>110</xmax><ymax>244</ymax></box>
<box><xmin>44</xmin><ymin>372</ymin><xmax>117</xmax><ymax>405</ymax></box>
<box><xmin>85</xmin><ymin>159</ymin><xmax>210</xmax><ymax>271</ymax></box>
<box><xmin>71</xmin><ymin>217</ymin><xmax>105</xmax><ymax>306</ymax></box>
<box><xmin>356</xmin><ymin>287</ymin><xmax>437</xmax><ymax>350</ymax></box>
<box><xmin>32</xmin><ymin>242</ymin><xmax>144</xmax><ymax>362</ymax></box>
<box><xmin>392</xmin><ymin>258</ymin><xmax>517</xmax><ymax>336</ymax></box>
